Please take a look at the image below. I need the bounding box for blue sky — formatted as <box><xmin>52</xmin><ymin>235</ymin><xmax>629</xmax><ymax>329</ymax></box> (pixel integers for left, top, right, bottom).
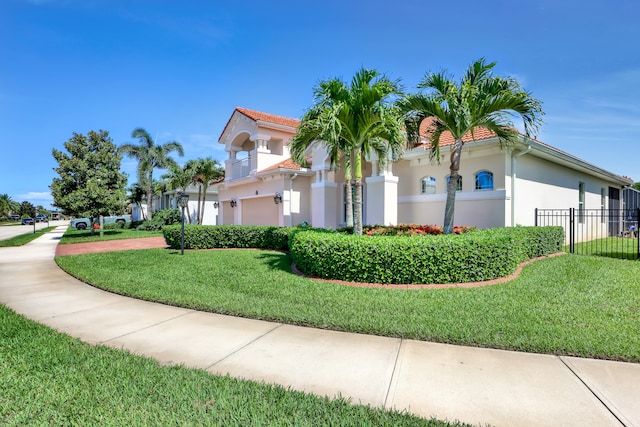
<box><xmin>1</xmin><ymin>0</ymin><xmax>638</xmax><ymax>210</ymax></box>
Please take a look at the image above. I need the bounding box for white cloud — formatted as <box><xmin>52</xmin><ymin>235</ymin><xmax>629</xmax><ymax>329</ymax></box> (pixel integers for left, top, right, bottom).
<box><xmin>15</xmin><ymin>191</ymin><xmax>55</xmax><ymax>209</ymax></box>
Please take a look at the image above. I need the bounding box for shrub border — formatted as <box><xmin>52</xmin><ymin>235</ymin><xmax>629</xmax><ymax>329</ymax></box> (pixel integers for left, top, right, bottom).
<box><xmin>290</xmin><ymin>252</ymin><xmax>566</xmax><ymax>289</ymax></box>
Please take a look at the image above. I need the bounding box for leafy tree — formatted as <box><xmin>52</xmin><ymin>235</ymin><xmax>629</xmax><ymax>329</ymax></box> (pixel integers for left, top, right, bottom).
<box><xmin>118</xmin><ymin>128</ymin><xmax>184</xmax><ymax>219</ymax></box>
<box><xmin>0</xmin><ymin>194</ymin><xmax>20</xmax><ymax>217</ymax></box>
<box><xmin>290</xmin><ymin>68</ymin><xmax>406</xmax><ymax>235</ymax></box>
<box><xmin>50</xmin><ymin>130</ymin><xmax>128</xmax><ymax>223</ymax></box>
<box><xmin>191</xmin><ymin>157</ymin><xmax>223</xmax><ymax>224</ymax></box>
<box><xmin>400</xmin><ymin>58</ymin><xmax>543</xmax><ymax>234</ymax></box>
<box><xmin>632</xmin><ymin>182</ymin><xmax>640</xmax><ymax>192</ymax></box>
<box><xmin>19</xmin><ymin>201</ymin><xmax>35</xmax><ymax>218</ymax></box>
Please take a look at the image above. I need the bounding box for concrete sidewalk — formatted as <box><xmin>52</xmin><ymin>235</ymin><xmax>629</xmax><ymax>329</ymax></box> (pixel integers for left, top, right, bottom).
<box><xmin>1</xmin><ymin>226</ymin><xmax>638</xmax><ymax>427</ymax></box>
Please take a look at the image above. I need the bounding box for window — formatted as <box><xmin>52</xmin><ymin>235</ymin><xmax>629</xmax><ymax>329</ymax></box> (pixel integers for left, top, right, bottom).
<box><xmin>446</xmin><ymin>175</ymin><xmax>463</xmax><ymax>191</ymax></box>
<box><xmin>474</xmin><ymin>171</ymin><xmax>493</xmax><ymax>190</ymax></box>
<box><xmin>420</xmin><ymin>176</ymin><xmax>436</xmax><ymax>194</ymax></box>
<box><xmin>578</xmin><ymin>182</ymin><xmax>585</xmax><ymax>224</ymax></box>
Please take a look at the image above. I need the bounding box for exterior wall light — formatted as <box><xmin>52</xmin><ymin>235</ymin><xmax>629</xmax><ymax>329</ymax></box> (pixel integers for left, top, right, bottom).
<box><xmin>274</xmin><ymin>192</ymin><xmax>282</xmax><ymax>205</ymax></box>
<box><xmin>213</xmin><ymin>201</ymin><xmax>219</xmax><ymax>209</ymax></box>
<box><xmin>230</xmin><ymin>199</ymin><xmax>237</xmax><ymax>208</ymax></box>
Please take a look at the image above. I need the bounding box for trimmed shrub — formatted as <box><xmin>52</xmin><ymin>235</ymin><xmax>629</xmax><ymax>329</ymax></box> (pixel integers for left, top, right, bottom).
<box><xmin>289</xmin><ymin>226</ymin><xmax>563</xmax><ymax>285</ymax></box>
<box><xmin>163</xmin><ymin>225</ymin><xmax>295</xmax><ymax>250</ymax></box>
<box><xmin>137</xmin><ymin>209</ymin><xmax>182</xmax><ymax>231</ymax></box>
<box><xmin>103</xmin><ymin>221</ymin><xmax>126</xmax><ymax>230</ymax></box>
<box><xmin>153</xmin><ymin>208</ymin><xmax>182</xmax><ymax>225</ymax></box>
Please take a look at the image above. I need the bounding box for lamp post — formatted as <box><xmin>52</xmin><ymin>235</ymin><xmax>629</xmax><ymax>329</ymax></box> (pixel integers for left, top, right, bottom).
<box><xmin>178</xmin><ymin>193</ymin><xmax>189</xmax><ymax>255</ymax></box>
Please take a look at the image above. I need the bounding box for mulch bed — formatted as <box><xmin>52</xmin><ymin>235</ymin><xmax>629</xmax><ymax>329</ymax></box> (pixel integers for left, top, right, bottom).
<box><xmin>55</xmin><ymin>237</ymin><xmax>168</xmax><ymax>256</ymax></box>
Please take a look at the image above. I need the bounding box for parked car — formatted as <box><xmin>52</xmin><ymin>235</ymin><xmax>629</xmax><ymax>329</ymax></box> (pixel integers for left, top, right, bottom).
<box><xmin>71</xmin><ymin>215</ymin><xmax>132</xmax><ymax>230</ymax></box>
<box><xmin>9</xmin><ymin>214</ymin><xmax>20</xmax><ymax>221</ymax></box>
<box><xmin>35</xmin><ymin>214</ymin><xmax>48</xmax><ymax>222</ymax></box>
<box><xmin>21</xmin><ymin>218</ymin><xmax>34</xmax><ymax>225</ymax></box>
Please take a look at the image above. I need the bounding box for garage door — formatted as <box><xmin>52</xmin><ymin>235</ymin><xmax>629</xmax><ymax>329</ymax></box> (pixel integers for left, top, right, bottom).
<box><xmin>241</xmin><ymin>197</ymin><xmax>279</xmax><ymax>226</ymax></box>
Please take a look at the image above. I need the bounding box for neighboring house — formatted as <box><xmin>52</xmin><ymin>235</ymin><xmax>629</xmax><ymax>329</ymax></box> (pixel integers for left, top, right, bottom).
<box><xmin>138</xmin><ymin>181</ymin><xmax>222</xmax><ymax>225</ymax></box>
<box><xmin>216</xmin><ymin>107</ymin><xmax>632</xmax><ymax>230</ymax></box>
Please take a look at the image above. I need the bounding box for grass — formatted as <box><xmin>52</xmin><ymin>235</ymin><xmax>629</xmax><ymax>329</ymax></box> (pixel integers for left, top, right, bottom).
<box><xmin>0</xmin><ymin>226</ymin><xmax>56</xmax><ymax>247</ymax></box>
<box><xmin>0</xmin><ymin>305</ymin><xmax>463</xmax><ymax>426</ymax></box>
<box><xmin>59</xmin><ymin>227</ymin><xmax>163</xmax><ymax>244</ymax></box>
<box><xmin>56</xmin><ymin>249</ymin><xmax>640</xmax><ymax>362</ymax></box>
<box><xmin>568</xmin><ymin>237</ymin><xmax>639</xmax><ymax>259</ymax></box>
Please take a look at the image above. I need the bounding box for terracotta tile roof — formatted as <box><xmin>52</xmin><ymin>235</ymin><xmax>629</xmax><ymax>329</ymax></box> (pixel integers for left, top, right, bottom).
<box><xmin>416</xmin><ymin>117</ymin><xmax>497</xmax><ymax>148</ymax></box>
<box><xmin>235</xmin><ymin>107</ymin><xmax>300</xmax><ymax>128</ymax></box>
<box><xmin>259</xmin><ymin>158</ymin><xmax>304</xmax><ymax>173</ymax></box>
<box><xmin>219</xmin><ymin>107</ymin><xmax>300</xmax><ymax>142</ymax></box>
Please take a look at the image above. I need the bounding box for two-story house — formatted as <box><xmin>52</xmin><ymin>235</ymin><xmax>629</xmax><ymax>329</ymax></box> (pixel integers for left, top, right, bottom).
<box><xmin>212</xmin><ymin>107</ymin><xmax>631</xmax><ymax>232</ymax></box>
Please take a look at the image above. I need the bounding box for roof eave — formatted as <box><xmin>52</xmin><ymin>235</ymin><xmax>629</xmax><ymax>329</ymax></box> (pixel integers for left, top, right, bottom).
<box><xmin>522</xmin><ymin>137</ymin><xmax>631</xmax><ymax>187</ymax></box>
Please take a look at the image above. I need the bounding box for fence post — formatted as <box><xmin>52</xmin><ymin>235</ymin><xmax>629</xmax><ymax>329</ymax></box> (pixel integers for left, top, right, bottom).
<box><xmin>534</xmin><ymin>208</ymin><xmax>538</xmax><ymax>227</ymax></box>
<box><xmin>637</xmin><ymin>208</ymin><xmax>640</xmax><ymax>260</ymax></box>
<box><xmin>569</xmin><ymin>207</ymin><xmax>575</xmax><ymax>254</ymax></box>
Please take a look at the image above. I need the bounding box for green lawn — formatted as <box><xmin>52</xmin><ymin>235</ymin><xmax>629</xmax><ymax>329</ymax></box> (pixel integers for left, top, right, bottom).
<box><xmin>59</xmin><ymin>227</ymin><xmax>163</xmax><ymax>244</ymax></box>
<box><xmin>0</xmin><ymin>305</ymin><xmax>460</xmax><ymax>426</ymax></box>
<box><xmin>568</xmin><ymin>237</ymin><xmax>639</xmax><ymax>259</ymax></box>
<box><xmin>56</xmin><ymin>249</ymin><xmax>640</xmax><ymax>362</ymax></box>
<box><xmin>0</xmin><ymin>226</ymin><xmax>56</xmax><ymax>247</ymax></box>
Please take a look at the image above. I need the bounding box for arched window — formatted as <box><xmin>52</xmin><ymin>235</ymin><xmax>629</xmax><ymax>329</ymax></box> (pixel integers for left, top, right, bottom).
<box><xmin>420</xmin><ymin>176</ymin><xmax>436</xmax><ymax>194</ymax></box>
<box><xmin>446</xmin><ymin>175</ymin><xmax>463</xmax><ymax>191</ymax></box>
<box><xmin>475</xmin><ymin>170</ymin><xmax>494</xmax><ymax>190</ymax></box>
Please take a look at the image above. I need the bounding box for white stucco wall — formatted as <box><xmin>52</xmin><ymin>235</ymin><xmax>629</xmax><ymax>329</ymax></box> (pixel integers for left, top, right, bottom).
<box><xmin>512</xmin><ymin>154</ymin><xmax>615</xmax><ymax>226</ymax></box>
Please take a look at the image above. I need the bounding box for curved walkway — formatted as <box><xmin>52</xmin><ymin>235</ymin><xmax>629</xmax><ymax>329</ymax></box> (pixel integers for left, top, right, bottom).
<box><xmin>1</xmin><ymin>226</ymin><xmax>639</xmax><ymax>427</ymax></box>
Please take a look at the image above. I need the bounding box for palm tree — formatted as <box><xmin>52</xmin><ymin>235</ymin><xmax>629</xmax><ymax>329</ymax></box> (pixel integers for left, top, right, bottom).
<box><xmin>289</xmin><ymin>68</ymin><xmax>406</xmax><ymax>235</ymax></box>
<box><xmin>119</xmin><ymin>128</ymin><xmax>184</xmax><ymax>219</ymax></box>
<box><xmin>162</xmin><ymin>163</ymin><xmax>196</xmax><ymax>223</ymax></box>
<box><xmin>127</xmin><ymin>183</ymin><xmax>148</xmax><ymax>220</ymax></box>
<box><xmin>290</xmin><ymin>103</ymin><xmax>355</xmax><ymax>228</ymax></box>
<box><xmin>191</xmin><ymin>157</ymin><xmax>224</xmax><ymax>224</ymax></box>
<box><xmin>400</xmin><ymin>58</ymin><xmax>543</xmax><ymax>234</ymax></box>
<box><xmin>0</xmin><ymin>194</ymin><xmax>20</xmax><ymax>217</ymax></box>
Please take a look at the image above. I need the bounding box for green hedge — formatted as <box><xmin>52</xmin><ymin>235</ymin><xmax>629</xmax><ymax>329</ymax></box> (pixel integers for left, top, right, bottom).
<box><xmin>162</xmin><ymin>224</ymin><xmax>563</xmax><ymax>284</ymax></box>
<box><xmin>163</xmin><ymin>225</ymin><xmax>295</xmax><ymax>250</ymax></box>
<box><xmin>289</xmin><ymin>226</ymin><xmax>563</xmax><ymax>285</ymax></box>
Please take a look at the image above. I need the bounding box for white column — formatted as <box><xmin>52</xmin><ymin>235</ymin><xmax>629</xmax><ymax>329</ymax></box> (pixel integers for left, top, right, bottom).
<box><xmin>311</xmin><ymin>168</ymin><xmax>338</xmax><ymax>229</ymax></box>
<box><xmin>250</xmin><ymin>133</ymin><xmax>271</xmax><ymax>153</ymax></box>
<box><xmin>365</xmin><ymin>174</ymin><xmax>399</xmax><ymax>226</ymax></box>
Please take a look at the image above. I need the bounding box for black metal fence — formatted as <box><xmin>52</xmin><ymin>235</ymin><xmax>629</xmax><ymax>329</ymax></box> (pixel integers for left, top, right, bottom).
<box><xmin>535</xmin><ymin>208</ymin><xmax>640</xmax><ymax>260</ymax></box>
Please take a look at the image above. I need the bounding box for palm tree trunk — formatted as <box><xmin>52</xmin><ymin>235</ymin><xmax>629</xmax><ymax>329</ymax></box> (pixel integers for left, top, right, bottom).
<box><xmin>353</xmin><ymin>150</ymin><xmax>363</xmax><ymax>236</ymax></box>
<box><xmin>146</xmin><ymin>186</ymin><xmax>153</xmax><ymax>220</ymax></box>
<box><xmin>344</xmin><ymin>153</ymin><xmax>354</xmax><ymax>229</ymax></box>
<box><xmin>146</xmin><ymin>171</ymin><xmax>154</xmax><ymax>220</ymax></box>
<box><xmin>200</xmin><ymin>185</ymin><xmax>208</xmax><ymax>225</ymax></box>
<box><xmin>137</xmin><ymin>202</ymin><xmax>146</xmax><ymax>220</ymax></box>
<box><xmin>195</xmin><ymin>184</ymin><xmax>202</xmax><ymax>225</ymax></box>
<box><xmin>443</xmin><ymin>139</ymin><xmax>463</xmax><ymax>234</ymax></box>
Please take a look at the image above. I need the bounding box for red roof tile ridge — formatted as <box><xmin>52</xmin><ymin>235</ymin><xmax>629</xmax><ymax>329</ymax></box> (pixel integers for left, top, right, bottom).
<box><xmin>259</xmin><ymin>157</ymin><xmax>304</xmax><ymax>173</ymax></box>
<box><xmin>218</xmin><ymin>107</ymin><xmax>300</xmax><ymax>142</ymax></box>
<box><xmin>235</xmin><ymin>107</ymin><xmax>300</xmax><ymax>128</ymax></box>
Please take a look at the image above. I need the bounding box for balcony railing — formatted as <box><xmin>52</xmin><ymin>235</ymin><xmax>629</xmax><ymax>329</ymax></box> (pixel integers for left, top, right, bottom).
<box><xmin>228</xmin><ymin>158</ymin><xmax>250</xmax><ymax>180</ymax></box>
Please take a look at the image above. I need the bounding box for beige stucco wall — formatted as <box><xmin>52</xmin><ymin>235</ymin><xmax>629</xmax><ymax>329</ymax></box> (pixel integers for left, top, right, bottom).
<box><xmin>218</xmin><ymin>173</ymin><xmax>312</xmax><ymax>227</ymax></box>
<box><xmin>395</xmin><ymin>144</ymin><xmax>508</xmax><ymax>228</ymax></box>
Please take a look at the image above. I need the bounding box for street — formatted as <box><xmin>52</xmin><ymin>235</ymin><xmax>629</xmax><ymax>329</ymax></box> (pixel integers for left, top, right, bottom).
<box><xmin>0</xmin><ymin>220</ymin><xmax>68</xmax><ymax>241</ymax></box>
